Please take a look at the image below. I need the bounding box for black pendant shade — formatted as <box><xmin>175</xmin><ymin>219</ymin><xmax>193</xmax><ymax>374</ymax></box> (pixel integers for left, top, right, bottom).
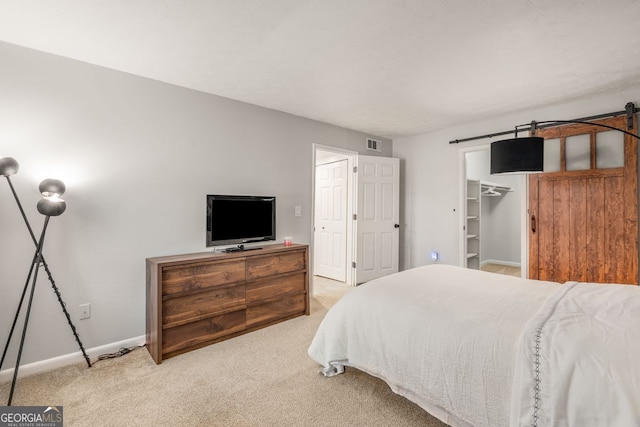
<box><xmin>490</xmin><ymin>136</ymin><xmax>544</xmax><ymax>174</ymax></box>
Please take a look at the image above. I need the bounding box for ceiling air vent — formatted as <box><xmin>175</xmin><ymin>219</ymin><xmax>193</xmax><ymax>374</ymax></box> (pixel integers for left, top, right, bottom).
<box><xmin>366</xmin><ymin>138</ymin><xmax>382</xmax><ymax>152</ymax></box>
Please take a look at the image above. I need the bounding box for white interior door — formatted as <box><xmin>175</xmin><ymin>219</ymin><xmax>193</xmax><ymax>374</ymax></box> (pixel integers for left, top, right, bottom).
<box><xmin>354</xmin><ymin>155</ymin><xmax>400</xmax><ymax>284</ymax></box>
<box><xmin>314</xmin><ymin>160</ymin><xmax>348</xmax><ymax>281</ymax></box>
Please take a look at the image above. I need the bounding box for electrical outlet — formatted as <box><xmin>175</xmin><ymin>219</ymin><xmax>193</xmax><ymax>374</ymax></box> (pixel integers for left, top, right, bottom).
<box><xmin>430</xmin><ymin>251</ymin><xmax>439</xmax><ymax>262</ymax></box>
<box><xmin>79</xmin><ymin>303</ymin><xmax>91</xmax><ymax>320</ymax></box>
<box><xmin>294</xmin><ymin>206</ymin><xmax>302</xmax><ymax>217</ymax></box>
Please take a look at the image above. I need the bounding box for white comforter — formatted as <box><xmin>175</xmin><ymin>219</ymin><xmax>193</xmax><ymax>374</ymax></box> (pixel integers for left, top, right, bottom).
<box><xmin>308</xmin><ymin>264</ymin><xmax>640</xmax><ymax>427</ymax></box>
<box><xmin>511</xmin><ymin>280</ymin><xmax>640</xmax><ymax>427</ymax></box>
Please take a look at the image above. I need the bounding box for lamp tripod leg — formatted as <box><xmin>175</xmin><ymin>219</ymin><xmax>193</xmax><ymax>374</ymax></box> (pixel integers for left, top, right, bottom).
<box><xmin>7</xmin><ymin>216</ymin><xmax>49</xmax><ymax>406</ymax></box>
<box><xmin>0</xmin><ymin>253</ymin><xmax>39</xmax><ymax>371</ymax></box>
<box><xmin>40</xmin><ymin>261</ymin><xmax>92</xmax><ymax>368</ymax></box>
<box><xmin>4</xmin><ymin>176</ymin><xmax>92</xmax><ymax>368</ymax></box>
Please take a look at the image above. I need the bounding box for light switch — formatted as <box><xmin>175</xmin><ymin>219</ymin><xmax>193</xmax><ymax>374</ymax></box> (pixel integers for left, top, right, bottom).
<box><xmin>294</xmin><ymin>206</ymin><xmax>302</xmax><ymax>217</ymax></box>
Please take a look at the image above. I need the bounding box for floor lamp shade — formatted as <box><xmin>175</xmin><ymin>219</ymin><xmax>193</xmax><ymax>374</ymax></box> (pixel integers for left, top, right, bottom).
<box><xmin>490</xmin><ymin>137</ymin><xmax>544</xmax><ymax>174</ymax></box>
<box><xmin>0</xmin><ymin>157</ymin><xmax>19</xmax><ymax>176</ymax></box>
<box><xmin>39</xmin><ymin>179</ymin><xmax>66</xmax><ymax>197</ymax></box>
<box><xmin>37</xmin><ymin>197</ymin><xmax>66</xmax><ymax>216</ymax></box>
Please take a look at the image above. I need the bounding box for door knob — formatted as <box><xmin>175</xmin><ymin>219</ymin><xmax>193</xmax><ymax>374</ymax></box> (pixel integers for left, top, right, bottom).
<box><xmin>394</xmin><ymin>224</ymin><xmax>400</xmax><ymax>228</ymax></box>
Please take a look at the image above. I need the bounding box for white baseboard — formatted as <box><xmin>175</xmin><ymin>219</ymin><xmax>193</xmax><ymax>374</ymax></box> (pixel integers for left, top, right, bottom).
<box><xmin>0</xmin><ymin>335</ymin><xmax>146</xmax><ymax>383</ymax></box>
<box><xmin>481</xmin><ymin>259</ymin><xmax>521</xmax><ymax>268</ymax></box>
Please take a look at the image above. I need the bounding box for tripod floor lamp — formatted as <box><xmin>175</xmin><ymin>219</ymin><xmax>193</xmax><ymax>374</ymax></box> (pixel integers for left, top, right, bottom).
<box><xmin>0</xmin><ymin>157</ymin><xmax>91</xmax><ymax>406</ymax></box>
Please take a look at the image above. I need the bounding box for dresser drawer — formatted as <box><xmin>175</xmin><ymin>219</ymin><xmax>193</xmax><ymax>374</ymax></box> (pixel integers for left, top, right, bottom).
<box><xmin>162</xmin><ymin>259</ymin><xmax>245</xmax><ymax>295</ymax></box>
<box><xmin>246</xmin><ymin>250</ymin><xmax>306</xmax><ymax>280</ymax></box>
<box><xmin>162</xmin><ymin>309</ymin><xmax>245</xmax><ymax>355</ymax></box>
<box><xmin>163</xmin><ymin>284</ymin><xmax>246</xmax><ymax>327</ymax></box>
<box><xmin>246</xmin><ymin>273</ymin><xmax>305</xmax><ymax>305</ymax></box>
<box><xmin>246</xmin><ymin>294</ymin><xmax>306</xmax><ymax>328</ymax></box>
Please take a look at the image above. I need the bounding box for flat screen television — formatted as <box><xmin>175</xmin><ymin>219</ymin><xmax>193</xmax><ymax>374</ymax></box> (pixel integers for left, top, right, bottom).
<box><xmin>206</xmin><ymin>195</ymin><xmax>276</xmax><ymax>247</ymax></box>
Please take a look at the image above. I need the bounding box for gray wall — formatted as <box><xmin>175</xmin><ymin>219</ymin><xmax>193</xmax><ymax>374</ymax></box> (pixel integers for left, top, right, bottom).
<box><xmin>0</xmin><ymin>41</ymin><xmax>391</xmax><ymax>366</ymax></box>
<box><xmin>394</xmin><ymin>87</ymin><xmax>640</xmax><ymax>271</ymax></box>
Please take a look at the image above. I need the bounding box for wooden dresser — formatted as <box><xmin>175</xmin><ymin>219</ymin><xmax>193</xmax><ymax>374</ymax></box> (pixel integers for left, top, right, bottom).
<box><xmin>146</xmin><ymin>243</ymin><xmax>309</xmax><ymax>364</ymax></box>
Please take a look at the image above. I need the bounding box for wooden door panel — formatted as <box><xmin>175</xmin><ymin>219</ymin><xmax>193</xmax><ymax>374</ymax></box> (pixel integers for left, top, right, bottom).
<box><xmin>554</xmin><ymin>180</ymin><xmax>571</xmax><ymax>283</ymax></box>
<box><xmin>604</xmin><ymin>176</ymin><xmax>625</xmax><ymax>283</ymax></box>
<box><xmin>585</xmin><ymin>178</ymin><xmax>605</xmax><ymax>283</ymax></box>
<box><xmin>537</xmin><ymin>179</ymin><xmax>555</xmax><ymax>281</ymax></box>
<box><xmin>569</xmin><ymin>179</ymin><xmax>587</xmax><ymax>282</ymax></box>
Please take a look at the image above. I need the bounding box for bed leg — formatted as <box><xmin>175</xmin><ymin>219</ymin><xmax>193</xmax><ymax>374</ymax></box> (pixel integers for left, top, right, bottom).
<box><xmin>320</xmin><ymin>364</ymin><xmax>345</xmax><ymax>377</ymax></box>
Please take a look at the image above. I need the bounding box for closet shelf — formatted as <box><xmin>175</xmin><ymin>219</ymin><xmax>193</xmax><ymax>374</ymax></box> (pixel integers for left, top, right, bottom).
<box><xmin>466</xmin><ymin>179</ymin><xmax>481</xmax><ymax>270</ymax></box>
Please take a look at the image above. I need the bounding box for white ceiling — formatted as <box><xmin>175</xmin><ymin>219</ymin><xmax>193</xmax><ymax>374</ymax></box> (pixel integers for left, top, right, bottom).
<box><xmin>1</xmin><ymin>0</ymin><xmax>640</xmax><ymax>139</ymax></box>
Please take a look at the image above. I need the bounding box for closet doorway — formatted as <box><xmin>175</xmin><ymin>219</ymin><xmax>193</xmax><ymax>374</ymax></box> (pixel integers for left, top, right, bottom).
<box><xmin>460</xmin><ymin>146</ymin><xmax>527</xmax><ymax>278</ymax></box>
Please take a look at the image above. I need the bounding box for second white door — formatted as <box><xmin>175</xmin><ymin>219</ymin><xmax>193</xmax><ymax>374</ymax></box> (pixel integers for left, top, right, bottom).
<box><xmin>314</xmin><ymin>159</ymin><xmax>348</xmax><ymax>281</ymax></box>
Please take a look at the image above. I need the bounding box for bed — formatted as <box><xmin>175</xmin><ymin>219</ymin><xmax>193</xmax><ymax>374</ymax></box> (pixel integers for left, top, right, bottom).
<box><xmin>308</xmin><ymin>264</ymin><xmax>640</xmax><ymax>427</ymax></box>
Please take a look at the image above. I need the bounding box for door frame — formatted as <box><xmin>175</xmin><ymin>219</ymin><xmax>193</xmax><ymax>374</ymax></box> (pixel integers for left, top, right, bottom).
<box><xmin>457</xmin><ymin>144</ymin><xmax>529</xmax><ymax>278</ymax></box>
<box><xmin>311</xmin><ymin>144</ymin><xmax>358</xmax><ymax>288</ymax></box>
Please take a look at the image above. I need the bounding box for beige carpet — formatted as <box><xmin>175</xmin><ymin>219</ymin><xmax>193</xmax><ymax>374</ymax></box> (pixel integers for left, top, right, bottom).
<box><xmin>0</xmin><ymin>282</ymin><xmax>448</xmax><ymax>427</ymax></box>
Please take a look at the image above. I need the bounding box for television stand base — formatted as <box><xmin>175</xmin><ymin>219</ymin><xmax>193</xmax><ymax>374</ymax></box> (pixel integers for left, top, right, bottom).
<box><xmin>223</xmin><ymin>244</ymin><xmax>262</xmax><ymax>253</ymax></box>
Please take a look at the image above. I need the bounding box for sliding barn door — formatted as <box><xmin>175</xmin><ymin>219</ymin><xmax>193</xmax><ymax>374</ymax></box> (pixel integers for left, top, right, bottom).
<box><xmin>529</xmin><ymin>115</ymin><xmax>638</xmax><ymax>284</ymax></box>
